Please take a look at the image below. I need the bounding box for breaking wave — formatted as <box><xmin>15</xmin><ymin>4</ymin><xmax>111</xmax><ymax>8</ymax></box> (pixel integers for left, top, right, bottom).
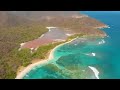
<box><xmin>86</xmin><ymin>53</ymin><xmax>96</xmax><ymax>56</ymax></box>
<box><xmin>98</xmin><ymin>39</ymin><xmax>105</xmax><ymax>45</ymax></box>
<box><xmin>88</xmin><ymin>66</ymin><xmax>99</xmax><ymax>79</ymax></box>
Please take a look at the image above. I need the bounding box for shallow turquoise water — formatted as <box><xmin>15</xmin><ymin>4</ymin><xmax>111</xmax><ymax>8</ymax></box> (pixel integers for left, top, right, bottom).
<box><xmin>23</xmin><ymin>11</ymin><xmax>120</xmax><ymax>79</ymax></box>
<box><xmin>23</xmin><ymin>38</ymin><xmax>103</xmax><ymax>79</ymax></box>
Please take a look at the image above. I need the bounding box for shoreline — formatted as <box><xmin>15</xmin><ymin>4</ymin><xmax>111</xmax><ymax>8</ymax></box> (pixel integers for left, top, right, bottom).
<box><xmin>16</xmin><ymin>26</ymin><xmax>107</xmax><ymax>79</ymax></box>
<box><xmin>15</xmin><ymin>37</ymin><xmax>77</xmax><ymax>79</ymax></box>
<box><xmin>94</xmin><ymin>25</ymin><xmax>110</xmax><ymax>29</ymax></box>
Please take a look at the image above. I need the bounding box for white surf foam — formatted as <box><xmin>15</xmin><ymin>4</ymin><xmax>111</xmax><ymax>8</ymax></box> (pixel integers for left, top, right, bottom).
<box><xmin>98</xmin><ymin>39</ymin><xmax>105</xmax><ymax>45</ymax></box>
<box><xmin>92</xmin><ymin>53</ymin><xmax>96</xmax><ymax>56</ymax></box>
<box><xmin>88</xmin><ymin>66</ymin><xmax>99</xmax><ymax>79</ymax></box>
<box><xmin>86</xmin><ymin>53</ymin><xmax>96</xmax><ymax>56</ymax></box>
<box><xmin>107</xmin><ymin>25</ymin><xmax>110</xmax><ymax>28</ymax></box>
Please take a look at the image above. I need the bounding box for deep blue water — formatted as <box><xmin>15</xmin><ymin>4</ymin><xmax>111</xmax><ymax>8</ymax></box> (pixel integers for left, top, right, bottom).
<box><xmin>23</xmin><ymin>11</ymin><xmax>120</xmax><ymax>79</ymax></box>
<box><xmin>81</xmin><ymin>11</ymin><xmax>120</xmax><ymax>78</ymax></box>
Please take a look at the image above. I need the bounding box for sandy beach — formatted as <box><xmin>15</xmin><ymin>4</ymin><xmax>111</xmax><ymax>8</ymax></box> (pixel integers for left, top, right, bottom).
<box><xmin>15</xmin><ymin>37</ymin><xmax>77</xmax><ymax>79</ymax></box>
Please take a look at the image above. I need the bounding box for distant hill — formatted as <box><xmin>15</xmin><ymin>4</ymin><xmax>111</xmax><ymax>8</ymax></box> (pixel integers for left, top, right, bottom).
<box><xmin>9</xmin><ymin>11</ymin><xmax>80</xmax><ymax>21</ymax></box>
<box><xmin>0</xmin><ymin>11</ymin><xmax>31</xmax><ymax>27</ymax></box>
<box><xmin>0</xmin><ymin>11</ymin><xmax>82</xmax><ymax>27</ymax></box>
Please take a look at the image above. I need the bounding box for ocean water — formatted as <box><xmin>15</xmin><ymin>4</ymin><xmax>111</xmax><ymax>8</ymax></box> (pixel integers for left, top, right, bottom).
<box><xmin>80</xmin><ymin>11</ymin><xmax>120</xmax><ymax>79</ymax></box>
<box><xmin>23</xmin><ymin>11</ymin><xmax>120</xmax><ymax>79</ymax></box>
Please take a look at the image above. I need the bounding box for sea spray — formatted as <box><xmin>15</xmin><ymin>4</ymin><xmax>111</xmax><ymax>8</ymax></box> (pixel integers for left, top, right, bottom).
<box><xmin>86</xmin><ymin>53</ymin><xmax>96</xmax><ymax>56</ymax></box>
<box><xmin>92</xmin><ymin>53</ymin><xmax>96</xmax><ymax>56</ymax></box>
<box><xmin>98</xmin><ymin>39</ymin><xmax>105</xmax><ymax>45</ymax></box>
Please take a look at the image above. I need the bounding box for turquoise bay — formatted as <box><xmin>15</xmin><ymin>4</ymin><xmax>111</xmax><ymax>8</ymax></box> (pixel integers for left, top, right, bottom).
<box><xmin>23</xmin><ymin>11</ymin><xmax>120</xmax><ymax>79</ymax></box>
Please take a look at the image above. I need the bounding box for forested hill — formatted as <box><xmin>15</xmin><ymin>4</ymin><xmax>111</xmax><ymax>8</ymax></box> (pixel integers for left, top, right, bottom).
<box><xmin>0</xmin><ymin>11</ymin><xmax>107</xmax><ymax>79</ymax></box>
<box><xmin>9</xmin><ymin>11</ymin><xmax>80</xmax><ymax>20</ymax></box>
<box><xmin>0</xmin><ymin>11</ymin><xmax>81</xmax><ymax>26</ymax></box>
<box><xmin>0</xmin><ymin>11</ymin><xmax>31</xmax><ymax>27</ymax></box>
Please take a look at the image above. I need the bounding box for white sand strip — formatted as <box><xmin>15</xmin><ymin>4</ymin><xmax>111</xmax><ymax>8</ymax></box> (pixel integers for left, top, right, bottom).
<box><xmin>46</xmin><ymin>27</ymin><xmax>57</xmax><ymax>29</ymax></box>
<box><xmin>88</xmin><ymin>66</ymin><xmax>99</xmax><ymax>79</ymax></box>
<box><xmin>46</xmin><ymin>27</ymin><xmax>57</xmax><ymax>32</ymax></box>
<box><xmin>98</xmin><ymin>39</ymin><xmax>105</xmax><ymax>45</ymax></box>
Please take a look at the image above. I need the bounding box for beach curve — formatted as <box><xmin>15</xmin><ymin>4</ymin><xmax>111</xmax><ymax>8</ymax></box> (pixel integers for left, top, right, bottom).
<box><xmin>15</xmin><ymin>37</ymin><xmax>77</xmax><ymax>79</ymax></box>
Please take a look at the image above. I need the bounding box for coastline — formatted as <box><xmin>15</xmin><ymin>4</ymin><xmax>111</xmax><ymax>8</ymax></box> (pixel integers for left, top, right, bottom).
<box><xmin>15</xmin><ymin>37</ymin><xmax>77</xmax><ymax>79</ymax></box>
<box><xmin>16</xmin><ymin>25</ymin><xmax>108</xmax><ymax>79</ymax></box>
<box><xmin>95</xmin><ymin>25</ymin><xmax>110</xmax><ymax>29</ymax></box>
